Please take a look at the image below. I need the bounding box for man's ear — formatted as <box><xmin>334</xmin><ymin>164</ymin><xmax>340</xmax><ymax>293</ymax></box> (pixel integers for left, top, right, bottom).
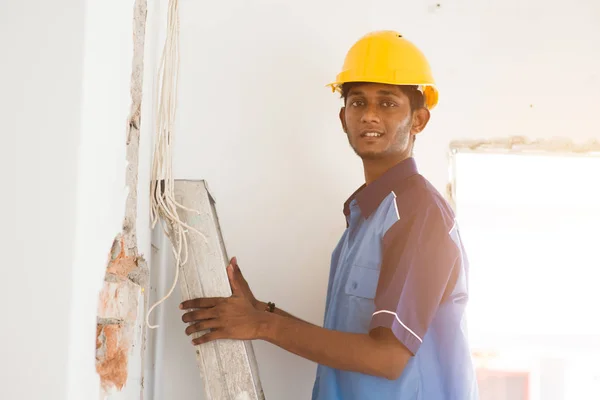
<box><xmin>410</xmin><ymin>107</ymin><xmax>430</xmax><ymax>136</ymax></box>
<box><xmin>339</xmin><ymin>107</ymin><xmax>347</xmax><ymax>133</ymax></box>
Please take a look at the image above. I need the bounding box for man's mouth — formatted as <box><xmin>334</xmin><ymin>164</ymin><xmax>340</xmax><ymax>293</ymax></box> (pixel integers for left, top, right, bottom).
<box><xmin>360</xmin><ymin>131</ymin><xmax>384</xmax><ymax>138</ymax></box>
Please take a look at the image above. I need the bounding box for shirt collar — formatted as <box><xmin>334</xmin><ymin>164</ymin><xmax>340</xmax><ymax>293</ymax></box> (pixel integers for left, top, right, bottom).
<box><xmin>343</xmin><ymin>157</ymin><xmax>419</xmax><ymax>219</ymax></box>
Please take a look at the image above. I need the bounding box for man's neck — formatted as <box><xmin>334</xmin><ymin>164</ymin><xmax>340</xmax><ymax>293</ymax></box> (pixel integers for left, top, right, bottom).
<box><xmin>363</xmin><ymin>155</ymin><xmax>411</xmax><ymax>185</ymax></box>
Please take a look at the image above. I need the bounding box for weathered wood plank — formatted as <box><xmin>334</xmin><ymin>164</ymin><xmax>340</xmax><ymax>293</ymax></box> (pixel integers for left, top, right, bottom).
<box><xmin>173</xmin><ymin>180</ymin><xmax>265</xmax><ymax>400</ymax></box>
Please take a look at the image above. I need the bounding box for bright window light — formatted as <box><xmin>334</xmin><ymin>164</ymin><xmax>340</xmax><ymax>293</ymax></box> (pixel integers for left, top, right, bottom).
<box><xmin>454</xmin><ymin>152</ymin><xmax>600</xmax><ymax>341</ymax></box>
<box><xmin>453</xmin><ymin>151</ymin><xmax>600</xmax><ymax>399</ymax></box>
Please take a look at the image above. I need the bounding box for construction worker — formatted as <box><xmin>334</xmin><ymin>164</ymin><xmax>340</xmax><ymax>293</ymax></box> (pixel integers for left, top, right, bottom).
<box><xmin>180</xmin><ymin>31</ymin><xmax>479</xmax><ymax>399</ymax></box>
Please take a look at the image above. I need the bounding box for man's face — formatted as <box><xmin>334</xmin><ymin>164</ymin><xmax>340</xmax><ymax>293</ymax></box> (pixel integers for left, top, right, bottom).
<box><xmin>340</xmin><ymin>83</ymin><xmax>427</xmax><ymax>161</ymax></box>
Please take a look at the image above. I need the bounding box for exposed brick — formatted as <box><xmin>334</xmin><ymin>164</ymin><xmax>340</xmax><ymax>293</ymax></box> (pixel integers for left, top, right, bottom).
<box><xmin>107</xmin><ymin>237</ymin><xmax>138</xmax><ymax>278</ymax></box>
<box><xmin>96</xmin><ymin>323</ymin><xmax>131</xmax><ymax>391</ymax></box>
<box><xmin>97</xmin><ymin>278</ymin><xmax>141</xmax><ymax>321</ymax></box>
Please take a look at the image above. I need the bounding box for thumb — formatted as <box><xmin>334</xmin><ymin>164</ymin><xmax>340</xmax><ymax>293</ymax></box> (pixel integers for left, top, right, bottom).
<box><xmin>230</xmin><ymin>256</ymin><xmax>241</xmax><ymax>274</ymax></box>
<box><xmin>227</xmin><ymin>263</ymin><xmax>240</xmax><ymax>295</ymax></box>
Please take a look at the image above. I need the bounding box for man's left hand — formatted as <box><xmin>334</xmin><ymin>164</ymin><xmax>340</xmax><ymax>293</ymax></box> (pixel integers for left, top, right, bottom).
<box><xmin>180</xmin><ymin>260</ymin><xmax>268</xmax><ymax>345</ymax></box>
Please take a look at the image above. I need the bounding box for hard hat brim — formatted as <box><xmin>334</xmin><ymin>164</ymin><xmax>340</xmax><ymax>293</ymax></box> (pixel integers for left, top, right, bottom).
<box><xmin>326</xmin><ymin>81</ymin><xmax>439</xmax><ymax>110</ymax></box>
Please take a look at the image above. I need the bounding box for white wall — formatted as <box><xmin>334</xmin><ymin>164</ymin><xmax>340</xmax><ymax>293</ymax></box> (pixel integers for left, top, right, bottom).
<box><xmin>144</xmin><ymin>0</ymin><xmax>600</xmax><ymax>399</ymax></box>
<box><xmin>1</xmin><ymin>1</ymin><xmax>85</xmax><ymax>398</ymax></box>
<box><xmin>1</xmin><ymin>1</ymin><xmax>151</xmax><ymax>399</ymax></box>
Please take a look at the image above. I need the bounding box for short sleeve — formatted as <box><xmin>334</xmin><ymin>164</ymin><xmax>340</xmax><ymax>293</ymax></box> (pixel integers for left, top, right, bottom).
<box><xmin>369</xmin><ymin>203</ymin><xmax>460</xmax><ymax>355</ymax></box>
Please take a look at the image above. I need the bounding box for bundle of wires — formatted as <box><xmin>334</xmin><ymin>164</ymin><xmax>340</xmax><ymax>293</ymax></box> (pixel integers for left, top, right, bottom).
<box><xmin>147</xmin><ymin>0</ymin><xmax>207</xmax><ymax>329</ymax></box>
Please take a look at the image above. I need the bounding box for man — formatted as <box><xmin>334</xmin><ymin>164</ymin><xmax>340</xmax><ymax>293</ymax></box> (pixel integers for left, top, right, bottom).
<box><xmin>180</xmin><ymin>31</ymin><xmax>479</xmax><ymax>399</ymax></box>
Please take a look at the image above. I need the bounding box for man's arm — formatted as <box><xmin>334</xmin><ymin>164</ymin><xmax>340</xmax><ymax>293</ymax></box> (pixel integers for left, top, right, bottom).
<box><xmin>262</xmin><ymin>313</ymin><xmax>410</xmax><ymax>380</ymax></box>
<box><xmin>180</xmin><ymin>263</ymin><xmax>411</xmax><ymax>380</ymax></box>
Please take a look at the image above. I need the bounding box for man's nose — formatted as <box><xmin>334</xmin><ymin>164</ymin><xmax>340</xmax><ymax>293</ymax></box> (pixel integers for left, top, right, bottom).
<box><xmin>361</xmin><ymin>104</ymin><xmax>380</xmax><ymax>124</ymax></box>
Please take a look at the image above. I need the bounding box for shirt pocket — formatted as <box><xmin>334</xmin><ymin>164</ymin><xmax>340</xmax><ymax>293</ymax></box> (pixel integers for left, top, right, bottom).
<box><xmin>344</xmin><ymin>264</ymin><xmax>381</xmax><ymax>299</ymax></box>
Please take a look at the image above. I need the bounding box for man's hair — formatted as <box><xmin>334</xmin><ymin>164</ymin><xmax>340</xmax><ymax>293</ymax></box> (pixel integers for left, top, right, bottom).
<box><xmin>340</xmin><ymin>82</ymin><xmax>426</xmax><ymax>111</ymax></box>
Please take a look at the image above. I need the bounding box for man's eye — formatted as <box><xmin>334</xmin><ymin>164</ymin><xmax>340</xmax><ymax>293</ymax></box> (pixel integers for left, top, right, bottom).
<box><xmin>382</xmin><ymin>101</ymin><xmax>397</xmax><ymax>107</ymax></box>
<box><xmin>350</xmin><ymin>100</ymin><xmax>364</xmax><ymax>107</ymax></box>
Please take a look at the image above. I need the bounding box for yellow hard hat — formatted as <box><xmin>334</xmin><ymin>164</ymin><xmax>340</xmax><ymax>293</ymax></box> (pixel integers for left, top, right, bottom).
<box><xmin>327</xmin><ymin>30</ymin><xmax>439</xmax><ymax>109</ymax></box>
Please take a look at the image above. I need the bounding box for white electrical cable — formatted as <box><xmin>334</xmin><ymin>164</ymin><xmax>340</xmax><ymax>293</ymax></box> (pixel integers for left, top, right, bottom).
<box><xmin>146</xmin><ymin>0</ymin><xmax>207</xmax><ymax>329</ymax></box>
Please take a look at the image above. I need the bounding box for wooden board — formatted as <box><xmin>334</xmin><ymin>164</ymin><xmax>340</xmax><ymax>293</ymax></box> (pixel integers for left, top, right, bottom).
<box><xmin>173</xmin><ymin>180</ymin><xmax>265</xmax><ymax>400</ymax></box>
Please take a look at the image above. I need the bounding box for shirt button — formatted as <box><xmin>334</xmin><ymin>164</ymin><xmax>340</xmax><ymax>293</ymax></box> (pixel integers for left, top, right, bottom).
<box><xmin>351</xmin><ymin>281</ymin><xmax>358</xmax><ymax>290</ymax></box>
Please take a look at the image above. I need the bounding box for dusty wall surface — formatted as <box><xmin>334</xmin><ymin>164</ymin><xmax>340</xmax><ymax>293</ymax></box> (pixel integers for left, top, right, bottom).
<box><xmin>95</xmin><ymin>0</ymin><xmax>151</xmax><ymax>398</ymax></box>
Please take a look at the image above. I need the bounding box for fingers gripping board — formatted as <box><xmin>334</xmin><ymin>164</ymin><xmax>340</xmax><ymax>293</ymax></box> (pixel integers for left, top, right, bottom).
<box><xmin>173</xmin><ymin>180</ymin><xmax>265</xmax><ymax>400</ymax></box>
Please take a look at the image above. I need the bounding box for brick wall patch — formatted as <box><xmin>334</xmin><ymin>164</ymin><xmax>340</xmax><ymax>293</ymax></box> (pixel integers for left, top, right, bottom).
<box><xmin>96</xmin><ymin>323</ymin><xmax>132</xmax><ymax>391</ymax></box>
<box><xmin>107</xmin><ymin>237</ymin><xmax>139</xmax><ymax>279</ymax></box>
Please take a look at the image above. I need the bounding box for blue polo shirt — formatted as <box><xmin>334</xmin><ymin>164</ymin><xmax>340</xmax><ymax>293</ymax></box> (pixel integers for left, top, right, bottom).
<box><xmin>311</xmin><ymin>157</ymin><xmax>479</xmax><ymax>400</ymax></box>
